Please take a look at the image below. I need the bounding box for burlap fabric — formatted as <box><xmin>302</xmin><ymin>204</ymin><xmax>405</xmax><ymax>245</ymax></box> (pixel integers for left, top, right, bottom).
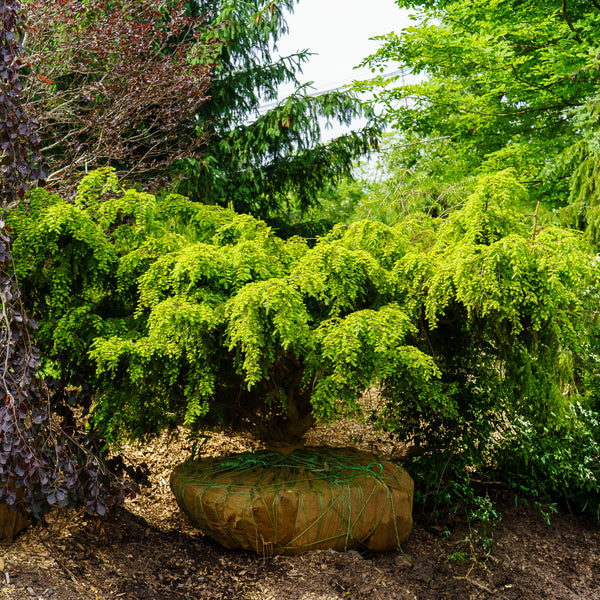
<box><xmin>170</xmin><ymin>447</ymin><xmax>413</xmax><ymax>555</ymax></box>
<box><xmin>0</xmin><ymin>503</ymin><xmax>30</xmax><ymax>543</ymax></box>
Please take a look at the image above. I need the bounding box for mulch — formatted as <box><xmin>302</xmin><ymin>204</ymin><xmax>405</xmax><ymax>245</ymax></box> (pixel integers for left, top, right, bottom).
<box><xmin>1</xmin><ymin>423</ymin><xmax>599</xmax><ymax>600</ymax></box>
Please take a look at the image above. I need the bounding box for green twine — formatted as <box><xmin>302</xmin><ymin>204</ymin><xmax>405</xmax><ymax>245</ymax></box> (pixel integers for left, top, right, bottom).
<box><xmin>172</xmin><ymin>448</ymin><xmax>412</xmax><ymax>554</ymax></box>
<box><xmin>209</xmin><ymin>450</ymin><xmax>385</xmax><ymax>485</ymax></box>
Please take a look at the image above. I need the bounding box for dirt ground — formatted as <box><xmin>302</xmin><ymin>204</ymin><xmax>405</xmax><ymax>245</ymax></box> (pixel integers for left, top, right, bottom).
<box><xmin>1</xmin><ymin>417</ymin><xmax>599</xmax><ymax>600</ymax></box>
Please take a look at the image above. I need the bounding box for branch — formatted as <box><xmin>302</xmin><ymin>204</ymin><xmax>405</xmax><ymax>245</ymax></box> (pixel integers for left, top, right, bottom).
<box><xmin>510</xmin><ymin>64</ymin><xmax>557</xmax><ymax>92</ymax></box>
<box><xmin>384</xmin><ymin>136</ymin><xmax>451</xmax><ymax>151</ymax></box>
<box><xmin>456</xmin><ymin>101</ymin><xmax>582</xmax><ymax>118</ymax></box>
<box><xmin>561</xmin><ymin>0</ymin><xmax>583</xmax><ymax>43</ymax></box>
<box><xmin>229</xmin><ymin>395</ymin><xmax>270</xmax><ymax>439</ymax></box>
<box><xmin>285</xmin><ymin>385</ymin><xmax>299</xmax><ymax>423</ymax></box>
<box><xmin>531</xmin><ymin>201</ymin><xmax>541</xmax><ymax>241</ymax></box>
<box><xmin>41</xmin><ymin>129</ymin><xmax>81</xmax><ymax>153</ymax></box>
<box><xmin>298</xmin><ymin>412</ymin><xmax>316</xmax><ymax>434</ymax></box>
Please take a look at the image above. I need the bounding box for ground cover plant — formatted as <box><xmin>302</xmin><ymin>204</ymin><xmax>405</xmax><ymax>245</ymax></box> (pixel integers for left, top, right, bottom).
<box><xmin>9</xmin><ymin>167</ymin><xmax>600</xmax><ymax>520</ymax></box>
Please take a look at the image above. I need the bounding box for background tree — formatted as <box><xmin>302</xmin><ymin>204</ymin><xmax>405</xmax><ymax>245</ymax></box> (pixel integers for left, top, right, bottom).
<box><xmin>174</xmin><ymin>0</ymin><xmax>381</xmax><ymax>222</ymax></box>
<box><xmin>22</xmin><ymin>0</ymin><xmax>214</xmax><ymax>192</ymax></box>
<box><xmin>316</xmin><ymin>132</ymin><xmax>476</xmax><ymax>225</ymax></box>
<box><xmin>355</xmin><ymin>0</ymin><xmax>600</xmax><ymax>214</ymax></box>
<box><xmin>22</xmin><ymin>0</ymin><xmax>380</xmax><ymax>220</ymax></box>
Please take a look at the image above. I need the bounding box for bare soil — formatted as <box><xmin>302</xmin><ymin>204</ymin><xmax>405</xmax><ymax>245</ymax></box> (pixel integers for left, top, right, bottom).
<box><xmin>1</xmin><ymin>418</ymin><xmax>599</xmax><ymax>600</ymax></box>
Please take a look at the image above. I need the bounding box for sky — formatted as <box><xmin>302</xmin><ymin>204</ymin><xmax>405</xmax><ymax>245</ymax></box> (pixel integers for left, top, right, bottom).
<box><xmin>274</xmin><ymin>0</ymin><xmax>411</xmax><ymax>99</ymax></box>
<box><xmin>266</xmin><ymin>0</ymin><xmax>413</xmax><ymax>141</ymax></box>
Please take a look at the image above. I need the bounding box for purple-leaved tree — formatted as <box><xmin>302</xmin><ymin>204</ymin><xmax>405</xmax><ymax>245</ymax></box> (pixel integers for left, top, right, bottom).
<box><xmin>0</xmin><ymin>0</ymin><xmax>133</xmax><ymax>527</ymax></box>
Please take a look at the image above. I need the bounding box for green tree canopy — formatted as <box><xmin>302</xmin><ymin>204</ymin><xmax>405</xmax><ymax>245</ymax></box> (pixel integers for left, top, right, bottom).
<box><xmin>356</xmin><ymin>0</ymin><xmax>600</xmax><ymax>213</ymax></box>
<box><xmin>24</xmin><ymin>0</ymin><xmax>380</xmax><ymax>223</ymax></box>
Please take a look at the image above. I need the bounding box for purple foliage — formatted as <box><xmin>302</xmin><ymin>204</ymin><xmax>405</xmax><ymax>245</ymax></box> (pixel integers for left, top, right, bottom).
<box><xmin>0</xmin><ymin>0</ymin><xmax>45</xmax><ymax>202</ymax></box>
<box><xmin>0</xmin><ymin>1</ymin><xmax>134</xmax><ymax>520</ymax></box>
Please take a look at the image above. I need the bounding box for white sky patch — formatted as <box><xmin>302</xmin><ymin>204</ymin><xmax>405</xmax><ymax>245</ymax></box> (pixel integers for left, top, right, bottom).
<box><xmin>270</xmin><ymin>0</ymin><xmax>412</xmax><ymax>140</ymax></box>
<box><xmin>275</xmin><ymin>0</ymin><xmax>410</xmax><ymax>94</ymax></box>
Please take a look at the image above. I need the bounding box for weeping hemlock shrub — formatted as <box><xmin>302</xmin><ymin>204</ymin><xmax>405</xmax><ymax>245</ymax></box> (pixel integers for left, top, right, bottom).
<box><xmin>11</xmin><ymin>168</ymin><xmax>440</xmax><ymax>444</ymax></box>
<box><xmin>10</xmin><ymin>168</ymin><xmax>600</xmax><ymax>513</ymax></box>
<box><xmin>384</xmin><ymin>172</ymin><xmax>600</xmax><ymax>512</ymax></box>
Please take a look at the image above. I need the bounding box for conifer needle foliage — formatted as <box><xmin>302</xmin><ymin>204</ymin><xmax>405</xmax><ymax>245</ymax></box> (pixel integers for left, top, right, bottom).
<box><xmin>9</xmin><ymin>169</ymin><xmax>599</xmax><ymax>514</ymax></box>
<box><xmin>171</xmin><ymin>0</ymin><xmax>381</xmax><ymax>218</ymax></box>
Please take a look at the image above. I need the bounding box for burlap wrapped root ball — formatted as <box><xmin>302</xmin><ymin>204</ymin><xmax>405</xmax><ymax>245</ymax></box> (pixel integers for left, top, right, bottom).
<box><xmin>170</xmin><ymin>447</ymin><xmax>414</xmax><ymax>555</ymax></box>
<box><xmin>0</xmin><ymin>502</ymin><xmax>30</xmax><ymax>543</ymax></box>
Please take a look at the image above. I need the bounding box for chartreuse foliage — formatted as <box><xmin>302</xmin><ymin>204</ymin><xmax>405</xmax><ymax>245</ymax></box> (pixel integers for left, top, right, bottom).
<box><xmin>0</xmin><ymin>7</ymin><xmax>130</xmax><ymax>521</ymax></box>
<box><xmin>388</xmin><ymin>171</ymin><xmax>600</xmax><ymax>514</ymax></box>
<box><xmin>10</xmin><ymin>169</ymin><xmax>600</xmax><ymax>514</ymax></box>
<box><xmin>11</xmin><ymin>169</ymin><xmax>438</xmax><ymax>445</ymax></box>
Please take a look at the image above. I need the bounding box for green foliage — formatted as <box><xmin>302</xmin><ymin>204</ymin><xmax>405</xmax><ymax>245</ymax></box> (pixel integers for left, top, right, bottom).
<box><xmin>346</xmin><ymin>2</ymin><xmax>600</xmax><ymax>518</ymax></box>
<box><xmin>553</xmin><ymin>97</ymin><xmax>600</xmax><ymax>249</ymax></box>
<box><xmin>176</xmin><ymin>0</ymin><xmax>380</xmax><ymax>218</ymax></box>
<box><xmin>345</xmin><ymin>134</ymin><xmax>477</xmax><ymax>225</ymax></box>
<box><xmin>464</xmin><ymin>495</ymin><xmax>501</xmax><ymax>554</ymax></box>
<box><xmin>356</xmin><ymin>0</ymin><xmax>600</xmax><ymax>210</ymax></box>
<box><xmin>446</xmin><ymin>494</ymin><xmax>502</xmax><ymax>560</ymax></box>
<box><xmin>376</xmin><ymin>171</ymin><xmax>598</xmax><ymax>515</ymax></box>
<box><xmin>11</xmin><ymin>170</ymin><xmax>433</xmax><ymax>445</ymax></box>
<box><xmin>494</xmin><ymin>402</ymin><xmax>600</xmax><ymax>517</ymax></box>
<box><xmin>11</xmin><ymin>169</ymin><xmax>600</xmax><ymax>518</ymax></box>
<box><xmin>0</xmin><ymin>8</ymin><xmax>130</xmax><ymax>519</ymax></box>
